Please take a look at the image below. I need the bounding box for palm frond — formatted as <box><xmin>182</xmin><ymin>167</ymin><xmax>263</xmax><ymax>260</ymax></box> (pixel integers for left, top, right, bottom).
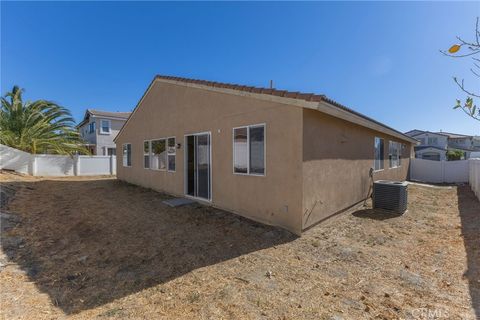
<box><xmin>0</xmin><ymin>86</ymin><xmax>89</xmax><ymax>155</ymax></box>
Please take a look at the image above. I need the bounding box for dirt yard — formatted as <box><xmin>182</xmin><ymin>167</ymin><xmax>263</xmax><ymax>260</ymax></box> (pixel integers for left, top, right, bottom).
<box><xmin>0</xmin><ymin>172</ymin><xmax>478</xmax><ymax>320</ymax></box>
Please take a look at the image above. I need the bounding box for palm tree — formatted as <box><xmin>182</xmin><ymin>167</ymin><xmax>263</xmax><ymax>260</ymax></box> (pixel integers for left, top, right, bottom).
<box><xmin>0</xmin><ymin>86</ymin><xmax>88</xmax><ymax>155</ymax></box>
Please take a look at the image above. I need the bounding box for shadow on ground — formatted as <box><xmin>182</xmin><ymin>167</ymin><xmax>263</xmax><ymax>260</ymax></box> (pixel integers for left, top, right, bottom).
<box><xmin>0</xmin><ymin>178</ymin><xmax>296</xmax><ymax>314</ymax></box>
<box><xmin>456</xmin><ymin>186</ymin><xmax>480</xmax><ymax>319</ymax></box>
<box><xmin>352</xmin><ymin>208</ymin><xmax>403</xmax><ymax>221</ymax></box>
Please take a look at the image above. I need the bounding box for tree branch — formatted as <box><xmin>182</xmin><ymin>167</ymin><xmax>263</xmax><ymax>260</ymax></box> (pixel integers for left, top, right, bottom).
<box><xmin>454</xmin><ymin>77</ymin><xmax>480</xmax><ymax>98</ymax></box>
<box><xmin>458</xmin><ymin>104</ymin><xmax>480</xmax><ymax>121</ymax></box>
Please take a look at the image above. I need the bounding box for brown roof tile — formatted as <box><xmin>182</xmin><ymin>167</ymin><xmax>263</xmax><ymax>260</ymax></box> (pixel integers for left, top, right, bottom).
<box><xmin>139</xmin><ymin>75</ymin><xmax>415</xmax><ymax>143</ymax></box>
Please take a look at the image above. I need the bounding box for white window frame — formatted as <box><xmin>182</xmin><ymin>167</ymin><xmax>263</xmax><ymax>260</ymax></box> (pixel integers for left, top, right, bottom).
<box><xmin>389</xmin><ymin>141</ymin><xmax>401</xmax><ymax>169</ymax></box>
<box><xmin>122</xmin><ymin>143</ymin><xmax>131</xmax><ymax>167</ymax></box>
<box><xmin>100</xmin><ymin>119</ymin><xmax>111</xmax><ymax>134</ymax></box>
<box><xmin>167</xmin><ymin>136</ymin><xmax>176</xmax><ymax>172</ymax></box>
<box><xmin>150</xmin><ymin>138</ymin><xmax>167</xmax><ymax>171</ymax></box>
<box><xmin>373</xmin><ymin>137</ymin><xmax>384</xmax><ymax>172</ymax></box>
<box><xmin>232</xmin><ymin>123</ymin><xmax>266</xmax><ymax>177</ymax></box>
<box><xmin>143</xmin><ymin>140</ymin><xmax>151</xmax><ymax>169</ymax></box>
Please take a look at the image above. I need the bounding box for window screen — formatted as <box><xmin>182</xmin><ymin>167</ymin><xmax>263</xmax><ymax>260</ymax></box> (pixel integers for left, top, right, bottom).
<box><xmin>233</xmin><ymin>124</ymin><xmax>265</xmax><ymax>175</ymax></box>
<box><xmin>167</xmin><ymin>137</ymin><xmax>176</xmax><ymax>172</ymax></box>
<box><xmin>374</xmin><ymin>137</ymin><xmax>384</xmax><ymax>170</ymax></box>
<box><xmin>144</xmin><ymin>141</ymin><xmax>150</xmax><ymax>169</ymax></box>
<box><xmin>233</xmin><ymin>127</ymin><xmax>248</xmax><ymax>174</ymax></box>
<box><xmin>123</xmin><ymin>143</ymin><xmax>131</xmax><ymax>167</ymax></box>
<box><xmin>151</xmin><ymin>139</ymin><xmax>167</xmax><ymax>170</ymax></box>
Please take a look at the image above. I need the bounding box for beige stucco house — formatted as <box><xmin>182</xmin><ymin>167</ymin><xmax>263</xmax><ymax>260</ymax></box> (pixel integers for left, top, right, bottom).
<box><xmin>115</xmin><ymin>75</ymin><xmax>417</xmax><ymax>235</ymax></box>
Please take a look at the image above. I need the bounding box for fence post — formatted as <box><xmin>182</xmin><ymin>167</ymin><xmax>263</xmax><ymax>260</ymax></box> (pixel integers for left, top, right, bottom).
<box><xmin>441</xmin><ymin>160</ymin><xmax>445</xmax><ymax>183</ymax></box>
<box><xmin>74</xmin><ymin>155</ymin><xmax>80</xmax><ymax>176</ymax></box>
<box><xmin>110</xmin><ymin>155</ymin><xmax>114</xmax><ymax>175</ymax></box>
<box><xmin>29</xmin><ymin>155</ymin><xmax>36</xmax><ymax>176</ymax></box>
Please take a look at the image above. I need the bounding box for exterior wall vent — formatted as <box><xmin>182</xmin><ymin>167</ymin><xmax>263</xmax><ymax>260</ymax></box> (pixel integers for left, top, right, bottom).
<box><xmin>373</xmin><ymin>180</ymin><xmax>408</xmax><ymax>213</ymax></box>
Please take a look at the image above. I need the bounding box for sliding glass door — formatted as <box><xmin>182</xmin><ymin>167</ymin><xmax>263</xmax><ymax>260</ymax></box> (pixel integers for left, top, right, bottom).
<box><xmin>185</xmin><ymin>133</ymin><xmax>211</xmax><ymax>200</ymax></box>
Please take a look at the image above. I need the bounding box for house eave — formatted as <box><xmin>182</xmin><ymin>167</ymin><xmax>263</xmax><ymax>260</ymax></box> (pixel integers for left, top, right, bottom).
<box><xmin>114</xmin><ymin>76</ymin><xmax>418</xmax><ymax>145</ymax></box>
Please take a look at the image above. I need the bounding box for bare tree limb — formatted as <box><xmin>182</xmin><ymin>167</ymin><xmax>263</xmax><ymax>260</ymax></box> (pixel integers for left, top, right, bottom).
<box><xmin>471</xmin><ymin>68</ymin><xmax>480</xmax><ymax>78</ymax></box>
<box><xmin>445</xmin><ymin>18</ymin><xmax>480</xmax><ymax>122</ymax></box>
<box><xmin>440</xmin><ymin>49</ymin><xmax>480</xmax><ymax>58</ymax></box>
<box><xmin>454</xmin><ymin>77</ymin><xmax>480</xmax><ymax>98</ymax></box>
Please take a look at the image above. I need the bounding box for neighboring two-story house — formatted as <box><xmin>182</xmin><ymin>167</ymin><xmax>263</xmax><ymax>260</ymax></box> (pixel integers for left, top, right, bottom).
<box><xmin>405</xmin><ymin>129</ymin><xmax>480</xmax><ymax>161</ymax></box>
<box><xmin>474</xmin><ymin>136</ymin><xmax>480</xmax><ymax>149</ymax></box>
<box><xmin>77</xmin><ymin>109</ymin><xmax>131</xmax><ymax>155</ymax></box>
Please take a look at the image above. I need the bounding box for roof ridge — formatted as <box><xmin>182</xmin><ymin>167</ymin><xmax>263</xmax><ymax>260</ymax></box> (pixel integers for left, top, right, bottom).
<box><xmin>149</xmin><ymin>74</ymin><xmax>416</xmax><ymax>144</ymax></box>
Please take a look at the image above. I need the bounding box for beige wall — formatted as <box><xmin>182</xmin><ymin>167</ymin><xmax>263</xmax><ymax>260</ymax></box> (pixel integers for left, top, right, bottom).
<box><xmin>116</xmin><ymin>81</ymin><xmax>305</xmax><ymax>234</ymax></box>
<box><xmin>302</xmin><ymin>109</ymin><xmax>412</xmax><ymax>230</ymax></box>
<box><xmin>117</xmin><ymin>80</ymin><xmax>414</xmax><ymax>235</ymax></box>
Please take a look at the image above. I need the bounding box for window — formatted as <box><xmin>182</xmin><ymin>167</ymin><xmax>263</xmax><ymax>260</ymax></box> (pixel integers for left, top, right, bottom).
<box><xmin>144</xmin><ymin>141</ymin><xmax>150</xmax><ymax>169</ymax></box>
<box><xmin>104</xmin><ymin>147</ymin><xmax>116</xmax><ymax>156</ymax></box>
<box><xmin>122</xmin><ymin>143</ymin><xmax>131</xmax><ymax>167</ymax></box>
<box><xmin>374</xmin><ymin>137</ymin><xmax>384</xmax><ymax>171</ymax></box>
<box><xmin>419</xmin><ymin>138</ymin><xmax>426</xmax><ymax>145</ymax></box>
<box><xmin>151</xmin><ymin>139</ymin><xmax>167</xmax><ymax>170</ymax></box>
<box><xmin>233</xmin><ymin>124</ymin><xmax>265</xmax><ymax>175</ymax></box>
<box><xmin>167</xmin><ymin>137</ymin><xmax>176</xmax><ymax>172</ymax></box>
<box><xmin>389</xmin><ymin>141</ymin><xmax>401</xmax><ymax>168</ymax></box>
<box><xmin>233</xmin><ymin>127</ymin><xmax>248</xmax><ymax>173</ymax></box>
<box><xmin>399</xmin><ymin>144</ymin><xmax>405</xmax><ymax>166</ymax></box>
<box><xmin>100</xmin><ymin>120</ymin><xmax>111</xmax><ymax>134</ymax></box>
<box><xmin>427</xmin><ymin>137</ymin><xmax>438</xmax><ymax>145</ymax></box>
<box><xmin>88</xmin><ymin>122</ymin><xmax>95</xmax><ymax>134</ymax></box>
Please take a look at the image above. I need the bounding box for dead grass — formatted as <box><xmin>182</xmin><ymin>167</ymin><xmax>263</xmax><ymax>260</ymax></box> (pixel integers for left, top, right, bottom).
<box><xmin>0</xmin><ymin>172</ymin><xmax>478</xmax><ymax>319</ymax></box>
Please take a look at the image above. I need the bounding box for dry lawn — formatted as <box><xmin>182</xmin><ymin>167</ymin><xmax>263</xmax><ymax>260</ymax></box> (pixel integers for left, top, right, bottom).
<box><xmin>0</xmin><ymin>171</ymin><xmax>478</xmax><ymax>319</ymax></box>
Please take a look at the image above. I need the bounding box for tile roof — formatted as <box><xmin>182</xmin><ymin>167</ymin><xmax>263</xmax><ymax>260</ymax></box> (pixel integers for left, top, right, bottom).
<box><xmin>155</xmin><ymin>75</ymin><xmax>415</xmax><ymax>142</ymax></box>
<box><xmin>156</xmin><ymin>75</ymin><xmax>340</xmax><ymax>103</ymax></box>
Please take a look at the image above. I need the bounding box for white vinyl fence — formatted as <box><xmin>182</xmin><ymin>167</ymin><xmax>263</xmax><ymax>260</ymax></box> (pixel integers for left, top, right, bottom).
<box><xmin>411</xmin><ymin>158</ymin><xmax>480</xmax><ymax>201</ymax></box>
<box><xmin>470</xmin><ymin>159</ymin><xmax>480</xmax><ymax>201</ymax></box>
<box><xmin>0</xmin><ymin>144</ymin><xmax>116</xmax><ymax>176</ymax></box>
<box><xmin>410</xmin><ymin>158</ymin><xmax>469</xmax><ymax>183</ymax></box>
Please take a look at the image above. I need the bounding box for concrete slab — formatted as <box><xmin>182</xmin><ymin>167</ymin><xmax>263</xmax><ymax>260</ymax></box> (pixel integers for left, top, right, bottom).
<box><xmin>162</xmin><ymin>198</ymin><xmax>196</xmax><ymax>207</ymax></box>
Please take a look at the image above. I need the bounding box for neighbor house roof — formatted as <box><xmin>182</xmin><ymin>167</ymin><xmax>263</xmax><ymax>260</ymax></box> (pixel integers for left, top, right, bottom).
<box><xmin>408</xmin><ymin>129</ymin><xmax>473</xmax><ymax>139</ymax></box>
<box><xmin>87</xmin><ymin>109</ymin><xmax>131</xmax><ymax>119</ymax></box>
<box><xmin>405</xmin><ymin>129</ymin><xmax>425</xmax><ymax>136</ymax></box>
<box><xmin>410</xmin><ymin>131</ymin><xmax>450</xmax><ymax>138</ymax></box>
<box><xmin>437</xmin><ymin>131</ymin><xmax>472</xmax><ymax>139</ymax></box>
<box><xmin>77</xmin><ymin>109</ymin><xmax>131</xmax><ymax>128</ymax></box>
<box><xmin>115</xmin><ymin>75</ymin><xmax>419</xmax><ymax>144</ymax></box>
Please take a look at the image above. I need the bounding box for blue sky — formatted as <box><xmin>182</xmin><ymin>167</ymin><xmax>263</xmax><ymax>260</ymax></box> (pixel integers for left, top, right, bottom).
<box><xmin>1</xmin><ymin>1</ymin><xmax>479</xmax><ymax>135</ymax></box>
